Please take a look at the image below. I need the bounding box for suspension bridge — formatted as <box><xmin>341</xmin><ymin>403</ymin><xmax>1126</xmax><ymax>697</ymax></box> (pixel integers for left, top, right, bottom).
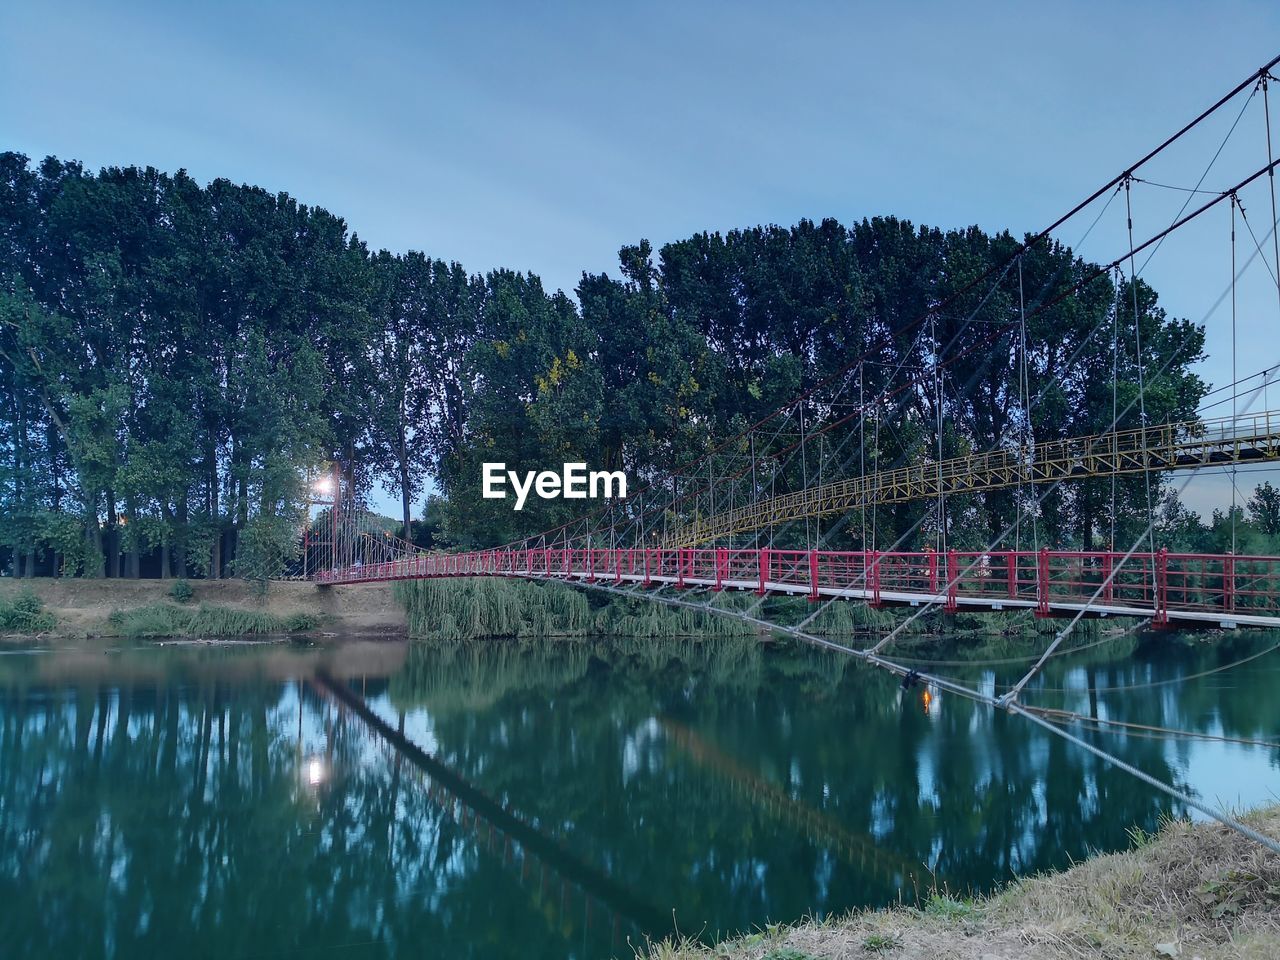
<box><xmin>316</xmin><ymin>543</ymin><xmax>1280</xmax><ymax>630</ymax></box>
<box><xmin>315</xmin><ymin>409</ymin><xmax>1280</xmax><ymax>630</ymax></box>
<box><xmin>309</xmin><ymin>56</ymin><xmax>1280</xmax><ymax>853</ymax></box>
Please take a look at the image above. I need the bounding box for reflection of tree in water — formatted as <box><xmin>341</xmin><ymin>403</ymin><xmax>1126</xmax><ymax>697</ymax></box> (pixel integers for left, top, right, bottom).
<box><xmin>0</xmin><ymin>679</ymin><xmax>623</xmax><ymax>959</ymax></box>
<box><xmin>386</xmin><ymin>635</ymin><xmax>770</xmax><ymax>716</ymax></box>
<box><xmin>3</xmin><ymin>630</ymin><xmax>1278</xmax><ymax>957</ymax></box>
<box><xmin>388</xmin><ymin>640</ymin><xmax>595</xmax><ymax>714</ymax></box>
<box><xmin>321</xmin><ymin>675</ymin><xmax>667</xmax><ymax>944</ymax></box>
<box><xmin>395</xmin><ymin>634</ymin><xmax>1279</xmax><ymax>940</ymax></box>
<box><xmin>658</xmin><ymin>715</ymin><xmax>927</xmax><ymax>890</ymax></box>
<box><xmin>1015</xmin><ymin>632</ymin><xmax>1280</xmax><ymax>772</ymax></box>
<box><xmin>395</xmin><ymin>641</ymin><xmax>890</xmax><ymax>935</ymax></box>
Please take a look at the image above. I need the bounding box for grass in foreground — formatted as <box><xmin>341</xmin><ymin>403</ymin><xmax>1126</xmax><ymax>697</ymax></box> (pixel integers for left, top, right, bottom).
<box><xmin>108</xmin><ymin>602</ymin><xmax>321</xmax><ymax>639</ymax></box>
<box><xmin>645</xmin><ymin>807</ymin><xmax>1280</xmax><ymax>960</ymax></box>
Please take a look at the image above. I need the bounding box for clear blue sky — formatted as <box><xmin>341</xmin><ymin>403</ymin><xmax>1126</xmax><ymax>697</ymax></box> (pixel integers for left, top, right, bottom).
<box><xmin>4</xmin><ymin>1</ymin><xmax>1280</xmax><ymax>519</ymax></box>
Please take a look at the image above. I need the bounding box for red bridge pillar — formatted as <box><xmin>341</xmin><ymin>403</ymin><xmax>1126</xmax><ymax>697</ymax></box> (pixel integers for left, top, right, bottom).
<box><xmin>945</xmin><ymin>548</ymin><xmax>958</xmax><ymax>613</ymax></box>
<box><xmin>1035</xmin><ymin>547</ymin><xmax>1050</xmax><ymax>618</ymax></box>
<box><xmin>1154</xmin><ymin>547</ymin><xmax>1170</xmax><ymax>627</ymax></box>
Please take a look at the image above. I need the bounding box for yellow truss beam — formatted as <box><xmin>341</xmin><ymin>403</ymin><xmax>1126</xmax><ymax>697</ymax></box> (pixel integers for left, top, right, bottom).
<box><xmin>666</xmin><ymin>410</ymin><xmax>1280</xmax><ymax>547</ymax></box>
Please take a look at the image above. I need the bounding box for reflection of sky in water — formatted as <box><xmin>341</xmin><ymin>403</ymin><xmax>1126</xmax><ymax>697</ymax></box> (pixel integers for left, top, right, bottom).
<box><xmin>1168</xmin><ymin>740</ymin><xmax>1279</xmax><ymax>816</ymax></box>
<box><xmin>948</xmin><ymin>645</ymin><xmax>1280</xmax><ymax>824</ymax></box>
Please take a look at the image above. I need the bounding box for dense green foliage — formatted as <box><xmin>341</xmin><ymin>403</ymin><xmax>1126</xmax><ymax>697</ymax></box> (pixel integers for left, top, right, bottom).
<box><xmin>1</xmin><ymin>152</ymin><xmax>1211</xmax><ymax>579</ymax></box>
<box><xmin>1161</xmin><ymin>480</ymin><xmax>1280</xmax><ymax>554</ymax></box>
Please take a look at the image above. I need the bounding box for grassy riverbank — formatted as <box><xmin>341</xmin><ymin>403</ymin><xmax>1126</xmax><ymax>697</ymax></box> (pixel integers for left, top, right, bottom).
<box><xmin>647</xmin><ymin>806</ymin><xmax>1280</xmax><ymax>960</ymax></box>
<box><xmin>0</xmin><ymin>578</ymin><xmax>407</xmax><ymax>640</ymax></box>
<box><xmin>1</xmin><ymin>574</ymin><xmax>1129</xmax><ymax>645</ymax></box>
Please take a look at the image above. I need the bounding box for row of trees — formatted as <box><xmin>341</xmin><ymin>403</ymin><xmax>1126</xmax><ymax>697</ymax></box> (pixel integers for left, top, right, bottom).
<box><xmin>0</xmin><ymin>152</ymin><xmax>1210</xmax><ymax>578</ymax></box>
<box><xmin>1161</xmin><ymin>481</ymin><xmax>1280</xmax><ymax>555</ymax></box>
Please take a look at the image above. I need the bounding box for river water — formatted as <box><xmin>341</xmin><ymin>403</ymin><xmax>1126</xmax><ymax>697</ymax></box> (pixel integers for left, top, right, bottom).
<box><xmin>1</xmin><ymin>631</ymin><xmax>1277</xmax><ymax>958</ymax></box>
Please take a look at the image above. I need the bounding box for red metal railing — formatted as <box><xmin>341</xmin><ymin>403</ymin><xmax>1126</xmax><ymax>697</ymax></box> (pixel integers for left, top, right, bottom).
<box><xmin>315</xmin><ymin>547</ymin><xmax>1280</xmax><ymax>625</ymax></box>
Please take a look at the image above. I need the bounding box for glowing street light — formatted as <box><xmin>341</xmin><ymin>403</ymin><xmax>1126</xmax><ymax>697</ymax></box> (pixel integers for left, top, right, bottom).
<box><xmin>306</xmin><ymin>757</ymin><xmax>325</xmax><ymax>786</ymax></box>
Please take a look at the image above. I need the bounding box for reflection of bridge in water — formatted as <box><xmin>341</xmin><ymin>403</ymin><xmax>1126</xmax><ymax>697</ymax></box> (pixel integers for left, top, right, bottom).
<box><xmin>313</xmin><ymin>673</ymin><xmax>671</xmax><ymax>949</ymax></box>
<box><xmin>660</xmin><ymin>717</ymin><xmax>927</xmax><ymax>890</ymax></box>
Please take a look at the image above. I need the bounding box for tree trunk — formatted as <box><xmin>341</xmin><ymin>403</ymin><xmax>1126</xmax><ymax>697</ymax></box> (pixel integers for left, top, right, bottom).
<box><xmin>106</xmin><ymin>492</ymin><xmax>121</xmax><ymax>578</ymax></box>
<box><xmin>209</xmin><ymin>449</ymin><xmax>221</xmax><ymax>579</ymax></box>
<box><xmin>86</xmin><ymin>508</ymin><xmax>105</xmax><ymax>578</ymax></box>
<box><xmin>127</xmin><ymin>497</ymin><xmax>141</xmax><ymax>579</ymax></box>
<box><xmin>13</xmin><ymin>391</ymin><xmax>29</xmax><ymax>577</ymax></box>
<box><xmin>175</xmin><ymin>496</ymin><xmax>189</xmax><ymax>579</ymax></box>
<box><xmin>220</xmin><ymin>529</ymin><xmax>232</xmax><ymax>579</ymax></box>
<box><xmin>399</xmin><ymin>462</ymin><xmax>412</xmax><ymax>542</ymax></box>
<box><xmin>160</xmin><ymin>502</ymin><xmax>174</xmax><ymax>579</ymax></box>
<box><xmin>233</xmin><ymin>474</ymin><xmax>248</xmax><ymax>576</ymax></box>
<box><xmin>1082</xmin><ymin>483</ymin><xmax>1096</xmax><ymax>551</ymax></box>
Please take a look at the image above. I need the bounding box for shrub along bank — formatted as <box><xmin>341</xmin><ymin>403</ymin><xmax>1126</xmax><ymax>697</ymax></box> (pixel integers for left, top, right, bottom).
<box><xmin>390</xmin><ymin>576</ymin><xmax>1111</xmax><ymax>644</ymax></box>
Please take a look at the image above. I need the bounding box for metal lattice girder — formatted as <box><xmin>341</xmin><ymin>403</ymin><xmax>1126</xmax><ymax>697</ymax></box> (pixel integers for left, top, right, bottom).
<box><xmin>664</xmin><ymin>410</ymin><xmax>1280</xmax><ymax>546</ymax></box>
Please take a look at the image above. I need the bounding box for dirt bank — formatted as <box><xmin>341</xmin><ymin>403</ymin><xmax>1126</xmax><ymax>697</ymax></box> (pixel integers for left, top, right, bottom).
<box><xmin>648</xmin><ymin>807</ymin><xmax>1280</xmax><ymax>960</ymax></box>
<box><xmin>0</xmin><ymin>577</ymin><xmax>406</xmax><ymax>639</ymax></box>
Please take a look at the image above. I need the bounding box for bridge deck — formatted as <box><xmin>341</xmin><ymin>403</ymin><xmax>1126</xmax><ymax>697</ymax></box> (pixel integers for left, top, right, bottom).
<box><xmin>317</xmin><ymin>546</ymin><xmax>1280</xmax><ymax>629</ymax></box>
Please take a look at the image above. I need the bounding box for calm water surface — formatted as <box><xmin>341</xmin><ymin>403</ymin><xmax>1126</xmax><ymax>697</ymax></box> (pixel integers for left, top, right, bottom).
<box><xmin>1</xmin><ymin>631</ymin><xmax>1278</xmax><ymax>958</ymax></box>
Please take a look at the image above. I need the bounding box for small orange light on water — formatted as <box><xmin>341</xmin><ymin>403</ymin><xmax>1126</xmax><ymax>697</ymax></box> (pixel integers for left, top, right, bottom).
<box><xmin>922</xmin><ymin>690</ymin><xmax>933</xmax><ymax>714</ymax></box>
